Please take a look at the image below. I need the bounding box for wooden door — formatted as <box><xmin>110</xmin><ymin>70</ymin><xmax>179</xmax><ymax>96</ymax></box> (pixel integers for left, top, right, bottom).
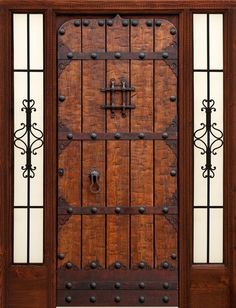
<box><xmin>57</xmin><ymin>14</ymin><xmax>178</xmax><ymax>306</ymax></box>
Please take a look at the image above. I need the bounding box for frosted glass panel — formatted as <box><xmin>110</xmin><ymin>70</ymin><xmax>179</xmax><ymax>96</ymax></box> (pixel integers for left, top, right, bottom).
<box><xmin>30</xmin><ymin>72</ymin><xmax>44</xmax><ymax>206</ymax></box>
<box><xmin>193</xmin><ymin>72</ymin><xmax>207</xmax><ymax>206</ymax></box>
<box><xmin>209</xmin><ymin>14</ymin><xmax>223</xmax><ymax>70</ymax></box>
<box><xmin>209</xmin><ymin>208</ymin><xmax>223</xmax><ymax>263</ymax></box>
<box><xmin>14</xmin><ymin>72</ymin><xmax>27</xmax><ymax>206</ymax></box>
<box><xmin>30</xmin><ymin>14</ymin><xmax>43</xmax><ymax>69</ymax></box>
<box><xmin>193</xmin><ymin>14</ymin><xmax>207</xmax><ymax>70</ymax></box>
<box><xmin>13</xmin><ymin>14</ymin><xmax>27</xmax><ymax>70</ymax></box>
<box><xmin>193</xmin><ymin>209</ymin><xmax>207</xmax><ymax>263</ymax></box>
<box><xmin>13</xmin><ymin>13</ymin><xmax>44</xmax><ymax>264</ymax></box>
<box><xmin>30</xmin><ymin>209</ymin><xmax>43</xmax><ymax>263</ymax></box>
<box><xmin>210</xmin><ymin>72</ymin><xmax>223</xmax><ymax>206</ymax></box>
<box><xmin>14</xmin><ymin>209</ymin><xmax>27</xmax><ymax>263</ymax></box>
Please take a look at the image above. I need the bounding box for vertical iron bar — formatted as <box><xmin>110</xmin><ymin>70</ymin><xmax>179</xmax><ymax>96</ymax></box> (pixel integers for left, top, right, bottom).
<box><xmin>206</xmin><ymin>14</ymin><xmax>210</xmax><ymax>263</ymax></box>
<box><xmin>27</xmin><ymin>13</ymin><xmax>30</xmax><ymax>264</ymax></box>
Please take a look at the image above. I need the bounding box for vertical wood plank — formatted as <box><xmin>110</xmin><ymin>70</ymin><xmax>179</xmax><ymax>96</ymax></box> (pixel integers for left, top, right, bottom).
<box><xmin>106</xmin><ymin>15</ymin><xmax>130</xmax><ymax>268</ymax></box>
<box><xmin>82</xmin><ymin>18</ymin><xmax>106</xmax><ymax>268</ymax></box>
<box><xmin>130</xmin><ymin>18</ymin><xmax>154</xmax><ymax>267</ymax></box>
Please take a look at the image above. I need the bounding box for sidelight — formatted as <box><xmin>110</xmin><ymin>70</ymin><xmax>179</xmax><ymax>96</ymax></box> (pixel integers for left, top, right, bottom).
<box><xmin>13</xmin><ymin>13</ymin><xmax>44</xmax><ymax>263</ymax></box>
<box><xmin>193</xmin><ymin>14</ymin><xmax>224</xmax><ymax>263</ymax></box>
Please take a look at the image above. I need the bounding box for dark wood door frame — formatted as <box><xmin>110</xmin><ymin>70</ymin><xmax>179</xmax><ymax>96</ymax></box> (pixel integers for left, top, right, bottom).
<box><xmin>0</xmin><ymin>1</ymin><xmax>235</xmax><ymax>308</ymax></box>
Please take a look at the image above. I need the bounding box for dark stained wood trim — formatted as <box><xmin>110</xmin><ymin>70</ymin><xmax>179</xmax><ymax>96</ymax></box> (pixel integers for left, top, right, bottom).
<box><xmin>178</xmin><ymin>9</ymin><xmax>191</xmax><ymax>308</ymax></box>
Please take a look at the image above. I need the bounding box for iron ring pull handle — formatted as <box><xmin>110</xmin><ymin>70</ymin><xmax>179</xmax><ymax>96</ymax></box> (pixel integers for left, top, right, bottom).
<box><xmin>89</xmin><ymin>169</ymin><xmax>101</xmax><ymax>194</ymax></box>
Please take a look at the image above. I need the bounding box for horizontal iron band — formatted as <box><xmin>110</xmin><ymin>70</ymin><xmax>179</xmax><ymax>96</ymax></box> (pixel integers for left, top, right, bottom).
<box><xmin>58</xmin><ymin>132</ymin><xmax>177</xmax><ymax>141</ymax></box>
<box><xmin>58</xmin><ymin>205</ymin><xmax>177</xmax><ymax>215</ymax></box>
<box><xmin>58</xmin><ymin>51</ymin><xmax>178</xmax><ymax>61</ymax></box>
<box><xmin>57</xmin><ymin>280</ymin><xmax>178</xmax><ymax>290</ymax></box>
<box><xmin>57</xmin><ymin>290</ymin><xmax>178</xmax><ymax>306</ymax></box>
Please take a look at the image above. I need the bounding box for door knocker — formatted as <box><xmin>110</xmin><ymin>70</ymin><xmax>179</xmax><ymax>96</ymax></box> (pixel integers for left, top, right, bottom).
<box><xmin>89</xmin><ymin>169</ymin><xmax>101</xmax><ymax>194</ymax></box>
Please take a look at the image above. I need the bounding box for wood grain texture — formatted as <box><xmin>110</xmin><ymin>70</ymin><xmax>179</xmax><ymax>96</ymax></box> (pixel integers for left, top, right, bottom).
<box><xmin>106</xmin><ymin>14</ymin><xmax>130</xmax><ymax>268</ymax></box>
<box><xmin>130</xmin><ymin>19</ymin><xmax>154</xmax><ymax>268</ymax></box>
<box><xmin>81</xmin><ymin>19</ymin><xmax>106</xmax><ymax>268</ymax></box>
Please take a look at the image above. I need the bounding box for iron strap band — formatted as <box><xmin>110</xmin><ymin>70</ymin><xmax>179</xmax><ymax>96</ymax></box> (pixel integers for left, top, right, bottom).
<box><xmin>58</xmin><ymin>132</ymin><xmax>177</xmax><ymax>141</ymax></box>
<box><xmin>57</xmin><ymin>51</ymin><xmax>178</xmax><ymax>60</ymax></box>
<box><xmin>58</xmin><ymin>205</ymin><xmax>178</xmax><ymax>215</ymax></box>
<box><xmin>57</xmin><ymin>281</ymin><xmax>178</xmax><ymax>290</ymax></box>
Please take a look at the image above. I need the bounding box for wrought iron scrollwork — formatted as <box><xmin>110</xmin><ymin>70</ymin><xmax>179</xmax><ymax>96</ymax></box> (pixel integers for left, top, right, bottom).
<box><xmin>193</xmin><ymin>99</ymin><xmax>223</xmax><ymax>179</ymax></box>
<box><xmin>14</xmin><ymin>99</ymin><xmax>44</xmax><ymax>178</ymax></box>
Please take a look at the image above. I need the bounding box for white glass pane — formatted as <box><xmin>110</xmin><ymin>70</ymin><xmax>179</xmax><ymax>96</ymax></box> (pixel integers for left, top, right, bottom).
<box><xmin>14</xmin><ymin>208</ymin><xmax>27</xmax><ymax>263</ymax></box>
<box><xmin>209</xmin><ymin>14</ymin><xmax>223</xmax><ymax>70</ymax></box>
<box><xmin>30</xmin><ymin>14</ymin><xmax>43</xmax><ymax>70</ymax></box>
<box><xmin>210</xmin><ymin>72</ymin><xmax>223</xmax><ymax>206</ymax></box>
<box><xmin>13</xmin><ymin>14</ymin><xmax>27</xmax><ymax>70</ymax></box>
<box><xmin>30</xmin><ymin>209</ymin><xmax>43</xmax><ymax>263</ymax></box>
<box><xmin>14</xmin><ymin>72</ymin><xmax>27</xmax><ymax>206</ymax></box>
<box><xmin>194</xmin><ymin>72</ymin><xmax>207</xmax><ymax>206</ymax></box>
<box><xmin>193</xmin><ymin>208</ymin><xmax>207</xmax><ymax>263</ymax></box>
<box><xmin>209</xmin><ymin>208</ymin><xmax>223</xmax><ymax>263</ymax></box>
<box><xmin>193</xmin><ymin>14</ymin><xmax>207</xmax><ymax>70</ymax></box>
<box><xmin>30</xmin><ymin>72</ymin><xmax>44</xmax><ymax>206</ymax></box>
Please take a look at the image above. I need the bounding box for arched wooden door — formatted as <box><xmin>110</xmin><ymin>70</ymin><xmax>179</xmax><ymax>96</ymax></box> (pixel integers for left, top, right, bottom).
<box><xmin>57</xmin><ymin>14</ymin><xmax>178</xmax><ymax>306</ymax></box>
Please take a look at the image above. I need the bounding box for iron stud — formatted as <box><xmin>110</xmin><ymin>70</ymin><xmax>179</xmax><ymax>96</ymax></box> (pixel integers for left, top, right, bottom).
<box><xmin>90</xmin><ymin>282</ymin><xmax>97</xmax><ymax>289</ymax></box>
<box><xmin>65</xmin><ymin>296</ymin><xmax>72</xmax><ymax>303</ymax></box>
<box><xmin>139</xmin><ymin>52</ymin><xmax>145</xmax><ymax>60</ymax></box>
<box><xmin>90</xmin><ymin>133</ymin><xmax>97</xmax><ymax>140</ymax></box>
<box><xmin>162</xmin><ymin>132</ymin><xmax>168</xmax><ymax>139</ymax></box>
<box><xmin>170</xmin><ymin>169</ymin><xmax>176</xmax><ymax>177</ymax></box>
<box><xmin>67</xmin><ymin>207</ymin><xmax>73</xmax><ymax>214</ymax></box>
<box><xmin>65</xmin><ymin>282</ymin><xmax>72</xmax><ymax>289</ymax></box>
<box><xmin>156</xmin><ymin>20</ymin><xmax>162</xmax><ymax>27</ymax></box>
<box><xmin>162</xmin><ymin>296</ymin><xmax>169</xmax><ymax>303</ymax></box>
<box><xmin>83</xmin><ymin>20</ymin><xmax>90</xmax><ymax>26</ymax></box>
<box><xmin>139</xmin><ymin>261</ymin><xmax>145</xmax><ymax>269</ymax></box>
<box><xmin>67</xmin><ymin>52</ymin><xmax>73</xmax><ymax>59</ymax></box>
<box><xmin>170</xmin><ymin>95</ymin><xmax>176</xmax><ymax>102</ymax></box>
<box><xmin>163</xmin><ymin>261</ymin><xmax>169</xmax><ymax>269</ymax></box>
<box><xmin>131</xmin><ymin>19</ymin><xmax>138</xmax><ymax>26</ymax></box>
<box><xmin>139</xmin><ymin>282</ymin><xmax>145</xmax><ymax>289</ymax></box>
<box><xmin>139</xmin><ymin>296</ymin><xmax>145</xmax><ymax>303</ymax></box>
<box><xmin>139</xmin><ymin>132</ymin><xmax>145</xmax><ymax>139</ymax></box>
<box><xmin>115</xmin><ymin>207</ymin><xmax>121</xmax><ymax>214</ymax></box>
<box><xmin>91</xmin><ymin>53</ymin><xmax>98</xmax><ymax>60</ymax></box>
<box><xmin>122</xmin><ymin>19</ymin><xmax>129</xmax><ymax>27</ymax></box>
<box><xmin>146</xmin><ymin>20</ymin><xmax>153</xmax><ymax>27</ymax></box>
<box><xmin>171</xmin><ymin>253</ymin><xmax>177</xmax><ymax>260</ymax></box>
<box><xmin>91</xmin><ymin>207</ymin><xmax>97</xmax><ymax>214</ymax></box>
<box><xmin>58</xmin><ymin>168</ymin><xmax>64</xmax><ymax>176</ymax></box>
<box><xmin>90</xmin><ymin>261</ymin><xmax>97</xmax><ymax>269</ymax></box>
<box><xmin>67</xmin><ymin>133</ymin><xmax>73</xmax><ymax>140</ymax></box>
<box><xmin>57</xmin><ymin>252</ymin><xmax>65</xmax><ymax>260</ymax></box>
<box><xmin>115</xmin><ymin>282</ymin><xmax>121</xmax><ymax>289</ymax></box>
<box><xmin>114</xmin><ymin>52</ymin><xmax>121</xmax><ymax>59</ymax></box>
<box><xmin>59</xmin><ymin>28</ymin><xmax>65</xmax><ymax>35</ymax></box>
<box><xmin>115</xmin><ymin>262</ymin><xmax>121</xmax><ymax>269</ymax></box>
<box><xmin>139</xmin><ymin>207</ymin><xmax>145</xmax><ymax>214</ymax></box>
<box><xmin>162</xmin><ymin>52</ymin><xmax>169</xmax><ymax>59</ymax></box>
<box><xmin>163</xmin><ymin>282</ymin><xmax>169</xmax><ymax>289</ymax></box>
<box><xmin>90</xmin><ymin>296</ymin><xmax>96</xmax><ymax>303</ymax></box>
<box><xmin>98</xmin><ymin>20</ymin><xmax>105</xmax><ymax>26</ymax></box>
<box><xmin>107</xmin><ymin>19</ymin><xmax>113</xmax><ymax>26</ymax></box>
<box><xmin>170</xmin><ymin>28</ymin><xmax>177</xmax><ymax>35</ymax></box>
<box><xmin>59</xmin><ymin>95</ymin><xmax>65</xmax><ymax>102</ymax></box>
<box><xmin>74</xmin><ymin>20</ymin><xmax>81</xmax><ymax>27</ymax></box>
<box><xmin>114</xmin><ymin>296</ymin><xmax>121</xmax><ymax>303</ymax></box>
<box><xmin>162</xmin><ymin>207</ymin><xmax>169</xmax><ymax>214</ymax></box>
<box><xmin>114</xmin><ymin>132</ymin><xmax>121</xmax><ymax>139</ymax></box>
<box><xmin>66</xmin><ymin>262</ymin><xmax>73</xmax><ymax>269</ymax></box>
